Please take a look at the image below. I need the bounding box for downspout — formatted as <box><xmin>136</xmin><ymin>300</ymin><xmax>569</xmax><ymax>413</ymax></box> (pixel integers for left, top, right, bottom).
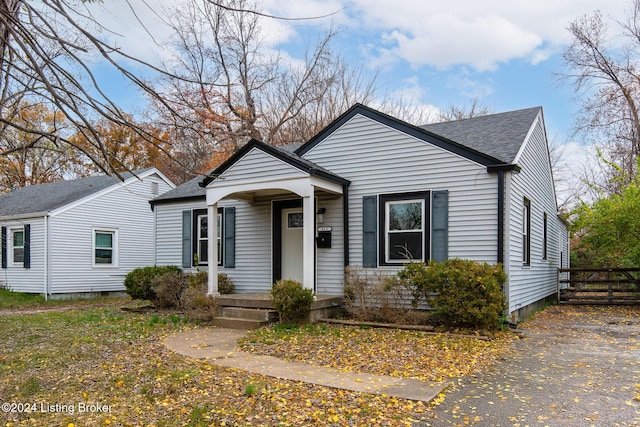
<box><xmin>43</xmin><ymin>214</ymin><xmax>49</xmax><ymax>300</ymax></box>
<box><xmin>342</xmin><ymin>184</ymin><xmax>350</xmax><ymax>267</ymax></box>
<box><xmin>497</xmin><ymin>171</ymin><xmax>505</xmax><ymax>265</ymax></box>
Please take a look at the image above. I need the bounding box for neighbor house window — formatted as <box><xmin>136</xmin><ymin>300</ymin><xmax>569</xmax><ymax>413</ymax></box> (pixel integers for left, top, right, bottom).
<box><xmin>94</xmin><ymin>230</ymin><xmax>116</xmax><ymax>266</ymax></box>
<box><xmin>11</xmin><ymin>228</ymin><xmax>24</xmax><ymax>265</ymax></box>
<box><xmin>193</xmin><ymin>209</ymin><xmax>223</xmax><ymax>266</ymax></box>
<box><xmin>523</xmin><ymin>198</ymin><xmax>531</xmax><ymax>266</ymax></box>
<box><xmin>542</xmin><ymin>212</ymin><xmax>548</xmax><ymax>260</ymax></box>
<box><xmin>380</xmin><ymin>192</ymin><xmax>430</xmax><ymax>264</ymax></box>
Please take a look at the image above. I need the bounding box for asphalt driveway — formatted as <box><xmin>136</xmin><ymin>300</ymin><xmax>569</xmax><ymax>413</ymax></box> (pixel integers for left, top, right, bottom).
<box><xmin>425</xmin><ymin>305</ymin><xmax>640</xmax><ymax>426</ymax></box>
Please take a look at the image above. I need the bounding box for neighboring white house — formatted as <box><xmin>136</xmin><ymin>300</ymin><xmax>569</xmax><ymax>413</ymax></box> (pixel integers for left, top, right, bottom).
<box><xmin>151</xmin><ymin>104</ymin><xmax>569</xmax><ymax>320</ymax></box>
<box><xmin>0</xmin><ymin>168</ymin><xmax>175</xmax><ymax>297</ymax></box>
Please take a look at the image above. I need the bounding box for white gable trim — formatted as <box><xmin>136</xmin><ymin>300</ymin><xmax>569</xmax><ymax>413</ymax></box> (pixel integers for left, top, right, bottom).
<box><xmin>512</xmin><ymin>110</ymin><xmax>543</xmax><ymax>165</ymax></box>
<box><xmin>49</xmin><ymin>168</ymin><xmax>173</xmax><ymax>217</ymax></box>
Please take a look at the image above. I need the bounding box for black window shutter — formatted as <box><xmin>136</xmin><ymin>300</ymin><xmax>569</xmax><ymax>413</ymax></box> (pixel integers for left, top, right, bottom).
<box><xmin>181</xmin><ymin>210</ymin><xmax>192</xmax><ymax>268</ymax></box>
<box><xmin>362</xmin><ymin>195</ymin><xmax>378</xmax><ymax>267</ymax></box>
<box><xmin>223</xmin><ymin>207</ymin><xmax>236</xmax><ymax>268</ymax></box>
<box><xmin>431</xmin><ymin>190</ymin><xmax>449</xmax><ymax>262</ymax></box>
<box><xmin>23</xmin><ymin>224</ymin><xmax>31</xmax><ymax>269</ymax></box>
<box><xmin>1</xmin><ymin>226</ymin><xmax>6</xmax><ymax>269</ymax></box>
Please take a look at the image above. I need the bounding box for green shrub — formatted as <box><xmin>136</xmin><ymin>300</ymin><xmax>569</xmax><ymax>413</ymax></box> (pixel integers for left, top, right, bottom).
<box><xmin>270</xmin><ymin>279</ymin><xmax>314</xmax><ymax>324</ymax></box>
<box><xmin>124</xmin><ymin>265</ymin><xmax>182</xmax><ymax>301</ymax></box>
<box><xmin>392</xmin><ymin>259</ymin><xmax>507</xmax><ymax>330</ymax></box>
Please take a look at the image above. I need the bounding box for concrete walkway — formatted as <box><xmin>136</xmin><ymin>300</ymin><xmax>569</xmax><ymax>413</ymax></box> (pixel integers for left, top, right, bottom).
<box><xmin>164</xmin><ymin>328</ymin><xmax>447</xmax><ymax>403</ymax></box>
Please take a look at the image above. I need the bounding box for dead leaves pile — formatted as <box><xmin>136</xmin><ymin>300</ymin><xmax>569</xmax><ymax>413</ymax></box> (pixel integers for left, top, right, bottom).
<box><xmin>0</xmin><ymin>306</ymin><xmax>510</xmax><ymax>426</ymax></box>
<box><xmin>238</xmin><ymin>324</ymin><xmax>512</xmax><ymax>383</ymax></box>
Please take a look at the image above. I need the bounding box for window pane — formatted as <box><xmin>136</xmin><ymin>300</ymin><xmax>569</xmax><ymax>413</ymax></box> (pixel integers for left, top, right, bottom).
<box><xmin>95</xmin><ymin>232</ymin><xmax>113</xmax><ymax>248</ymax></box>
<box><xmin>13</xmin><ymin>248</ymin><xmax>24</xmax><ymax>263</ymax></box>
<box><xmin>288</xmin><ymin>212</ymin><xmax>303</xmax><ymax>228</ymax></box>
<box><xmin>388</xmin><ymin>232</ymin><xmax>422</xmax><ymax>260</ymax></box>
<box><xmin>95</xmin><ymin>249</ymin><xmax>113</xmax><ymax>264</ymax></box>
<box><xmin>389</xmin><ymin>202</ymin><xmax>422</xmax><ymax>231</ymax></box>
<box><xmin>199</xmin><ymin>240</ymin><xmax>209</xmax><ymax>264</ymax></box>
<box><xmin>13</xmin><ymin>231</ymin><xmax>23</xmax><ymax>247</ymax></box>
<box><xmin>199</xmin><ymin>216</ymin><xmax>208</xmax><ymax>239</ymax></box>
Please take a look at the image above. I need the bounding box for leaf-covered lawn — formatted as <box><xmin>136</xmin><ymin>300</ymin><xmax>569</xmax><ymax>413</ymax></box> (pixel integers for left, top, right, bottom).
<box><xmin>0</xmin><ymin>302</ymin><xmax>512</xmax><ymax>426</ymax></box>
<box><xmin>238</xmin><ymin>324</ymin><xmax>512</xmax><ymax>383</ymax></box>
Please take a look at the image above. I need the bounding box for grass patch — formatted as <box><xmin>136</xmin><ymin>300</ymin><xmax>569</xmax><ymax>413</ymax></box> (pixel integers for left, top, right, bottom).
<box><xmin>239</xmin><ymin>323</ymin><xmax>513</xmax><ymax>382</ymax></box>
<box><xmin>0</xmin><ymin>301</ymin><xmax>437</xmax><ymax>426</ymax></box>
<box><xmin>0</xmin><ymin>288</ymin><xmax>46</xmax><ymax>309</ymax></box>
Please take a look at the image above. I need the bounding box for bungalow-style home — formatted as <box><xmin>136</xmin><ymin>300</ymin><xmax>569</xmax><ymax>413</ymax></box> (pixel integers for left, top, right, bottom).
<box><xmin>0</xmin><ymin>168</ymin><xmax>175</xmax><ymax>297</ymax></box>
<box><xmin>151</xmin><ymin>104</ymin><xmax>569</xmax><ymax>320</ymax></box>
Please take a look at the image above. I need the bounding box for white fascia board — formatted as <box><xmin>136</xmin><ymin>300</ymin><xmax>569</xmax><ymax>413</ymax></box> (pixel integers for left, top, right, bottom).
<box><xmin>48</xmin><ymin>167</ymin><xmax>168</xmax><ymax>217</ymax></box>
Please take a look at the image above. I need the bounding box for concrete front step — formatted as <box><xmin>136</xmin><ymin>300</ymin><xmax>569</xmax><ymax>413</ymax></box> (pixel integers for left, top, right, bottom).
<box><xmin>212</xmin><ymin>317</ymin><xmax>270</xmax><ymax>330</ymax></box>
<box><xmin>221</xmin><ymin>307</ymin><xmax>279</xmax><ymax>322</ymax></box>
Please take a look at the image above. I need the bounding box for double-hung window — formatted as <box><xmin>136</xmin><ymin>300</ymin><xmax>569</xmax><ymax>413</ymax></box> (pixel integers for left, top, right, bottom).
<box><xmin>192</xmin><ymin>209</ymin><xmax>223</xmax><ymax>266</ymax></box>
<box><xmin>523</xmin><ymin>198</ymin><xmax>531</xmax><ymax>266</ymax></box>
<box><xmin>12</xmin><ymin>228</ymin><xmax>24</xmax><ymax>265</ymax></box>
<box><xmin>94</xmin><ymin>229</ymin><xmax>117</xmax><ymax>266</ymax></box>
<box><xmin>380</xmin><ymin>192</ymin><xmax>430</xmax><ymax>264</ymax></box>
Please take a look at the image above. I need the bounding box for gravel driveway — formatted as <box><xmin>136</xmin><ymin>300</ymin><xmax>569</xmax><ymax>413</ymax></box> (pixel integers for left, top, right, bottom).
<box><xmin>425</xmin><ymin>305</ymin><xmax>640</xmax><ymax>426</ymax></box>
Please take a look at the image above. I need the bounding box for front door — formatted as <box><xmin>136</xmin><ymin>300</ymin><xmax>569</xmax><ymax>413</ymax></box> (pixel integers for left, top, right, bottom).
<box><xmin>280</xmin><ymin>207</ymin><xmax>304</xmax><ymax>283</ymax></box>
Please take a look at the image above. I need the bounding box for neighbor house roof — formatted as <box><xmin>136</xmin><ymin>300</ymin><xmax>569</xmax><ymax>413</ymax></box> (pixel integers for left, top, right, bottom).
<box><xmin>0</xmin><ymin>168</ymin><xmax>154</xmax><ymax>218</ymax></box>
<box><xmin>421</xmin><ymin>106</ymin><xmax>542</xmax><ymax>164</ymax></box>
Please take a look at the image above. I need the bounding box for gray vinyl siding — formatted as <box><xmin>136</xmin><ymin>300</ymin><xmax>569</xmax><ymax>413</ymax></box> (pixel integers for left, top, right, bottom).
<box><xmin>46</xmin><ymin>174</ymin><xmax>173</xmax><ymax>294</ymax></box>
<box><xmin>302</xmin><ymin>113</ymin><xmax>498</xmax><ymax>276</ymax></box>
<box><xmin>0</xmin><ymin>217</ymin><xmax>45</xmax><ymax>293</ymax></box>
<box><xmin>315</xmin><ymin>194</ymin><xmax>344</xmax><ymax>294</ymax></box>
<box><xmin>155</xmin><ymin>199</ymin><xmax>205</xmax><ymax>269</ymax></box>
<box><xmin>155</xmin><ymin>198</ymin><xmax>273</xmax><ymax>293</ymax></box>
<box><xmin>507</xmin><ymin>114</ymin><xmax>563</xmax><ymax>313</ymax></box>
<box><xmin>219</xmin><ymin>147</ymin><xmax>307</xmax><ymax>184</ymax></box>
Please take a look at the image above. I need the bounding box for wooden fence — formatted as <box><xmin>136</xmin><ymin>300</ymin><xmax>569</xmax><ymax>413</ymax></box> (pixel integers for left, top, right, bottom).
<box><xmin>557</xmin><ymin>268</ymin><xmax>640</xmax><ymax>305</ymax></box>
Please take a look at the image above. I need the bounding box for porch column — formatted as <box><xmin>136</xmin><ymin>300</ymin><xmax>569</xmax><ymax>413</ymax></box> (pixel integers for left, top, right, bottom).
<box><xmin>302</xmin><ymin>193</ymin><xmax>315</xmax><ymax>292</ymax></box>
<box><xmin>207</xmin><ymin>203</ymin><xmax>219</xmax><ymax>296</ymax></box>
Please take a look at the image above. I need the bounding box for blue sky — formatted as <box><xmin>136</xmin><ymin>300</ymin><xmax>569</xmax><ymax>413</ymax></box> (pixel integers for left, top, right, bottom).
<box><xmin>87</xmin><ymin>0</ymin><xmax>632</xmax><ymax>203</ymax></box>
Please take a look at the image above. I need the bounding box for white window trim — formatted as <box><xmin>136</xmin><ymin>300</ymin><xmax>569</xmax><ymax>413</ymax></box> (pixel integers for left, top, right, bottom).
<box><xmin>9</xmin><ymin>226</ymin><xmax>24</xmax><ymax>267</ymax></box>
<box><xmin>92</xmin><ymin>228</ymin><xmax>118</xmax><ymax>268</ymax></box>
<box><xmin>384</xmin><ymin>199</ymin><xmax>425</xmax><ymax>263</ymax></box>
<box><xmin>196</xmin><ymin>211</ymin><xmax>223</xmax><ymax>266</ymax></box>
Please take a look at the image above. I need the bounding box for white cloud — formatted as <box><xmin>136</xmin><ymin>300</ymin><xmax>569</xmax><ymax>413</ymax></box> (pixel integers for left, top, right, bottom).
<box><xmin>336</xmin><ymin>0</ymin><xmax>630</xmax><ymax>71</ymax></box>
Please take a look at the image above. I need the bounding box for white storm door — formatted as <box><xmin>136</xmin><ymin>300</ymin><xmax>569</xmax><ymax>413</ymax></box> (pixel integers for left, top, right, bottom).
<box><xmin>281</xmin><ymin>207</ymin><xmax>304</xmax><ymax>283</ymax></box>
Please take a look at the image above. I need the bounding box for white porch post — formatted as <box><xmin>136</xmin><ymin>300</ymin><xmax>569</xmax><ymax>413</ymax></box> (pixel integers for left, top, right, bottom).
<box><xmin>207</xmin><ymin>203</ymin><xmax>219</xmax><ymax>295</ymax></box>
<box><xmin>302</xmin><ymin>193</ymin><xmax>315</xmax><ymax>292</ymax></box>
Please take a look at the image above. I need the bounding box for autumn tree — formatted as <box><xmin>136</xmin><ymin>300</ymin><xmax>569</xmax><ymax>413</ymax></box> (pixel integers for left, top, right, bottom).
<box><xmin>151</xmin><ymin>0</ymin><xmax>377</xmax><ymax>178</ymax></box>
<box><xmin>561</xmin><ymin>1</ymin><xmax>640</xmax><ymax>195</ymax></box>
<box><xmin>68</xmin><ymin>117</ymin><xmax>171</xmax><ymax>177</ymax></box>
<box><xmin>0</xmin><ymin>102</ymin><xmax>79</xmax><ymax>192</ymax></box>
<box><xmin>0</xmin><ymin>0</ymin><xmax>194</xmax><ymax>179</ymax></box>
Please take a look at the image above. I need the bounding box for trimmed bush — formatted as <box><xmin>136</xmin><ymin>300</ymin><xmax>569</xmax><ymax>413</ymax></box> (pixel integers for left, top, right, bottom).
<box><xmin>392</xmin><ymin>259</ymin><xmax>507</xmax><ymax>330</ymax></box>
<box><xmin>270</xmin><ymin>279</ymin><xmax>314</xmax><ymax>324</ymax></box>
<box><xmin>124</xmin><ymin>265</ymin><xmax>182</xmax><ymax>301</ymax></box>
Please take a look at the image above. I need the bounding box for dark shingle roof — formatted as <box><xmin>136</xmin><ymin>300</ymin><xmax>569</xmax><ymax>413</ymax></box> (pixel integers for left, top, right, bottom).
<box><xmin>151</xmin><ymin>174</ymin><xmax>207</xmax><ymax>203</ymax></box>
<box><xmin>0</xmin><ymin>169</ymin><xmax>150</xmax><ymax>218</ymax></box>
<box><xmin>421</xmin><ymin>107</ymin><xmax>541</xmax><ymax>163</ymax></box>
<box><xmin>153</xmin><ymin>107</ymin><xmax>542</xmax><ymax>203</ymax></box>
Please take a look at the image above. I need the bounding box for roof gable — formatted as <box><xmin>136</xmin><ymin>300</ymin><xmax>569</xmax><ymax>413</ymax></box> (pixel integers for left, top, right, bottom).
<box><xmin>201</xmin><ymin>139</ymin><xmax>349</xmax><ymax>188</ymax></box>
<box><xmin>0</xmin><ymin>168</ymin><xmax>161</xmax><ymax>218</ymax></box>
<box><xmin>295</xmin><ymin>103</ymin><xmax>508</xmax><ymax>167</ymax></box>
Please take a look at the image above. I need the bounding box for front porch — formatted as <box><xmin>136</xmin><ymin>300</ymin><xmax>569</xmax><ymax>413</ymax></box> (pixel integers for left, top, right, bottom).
<box><xmin>212</xmin><ymin>293</ymin><xmax>344</xmax><ymax>329</ymax></box>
